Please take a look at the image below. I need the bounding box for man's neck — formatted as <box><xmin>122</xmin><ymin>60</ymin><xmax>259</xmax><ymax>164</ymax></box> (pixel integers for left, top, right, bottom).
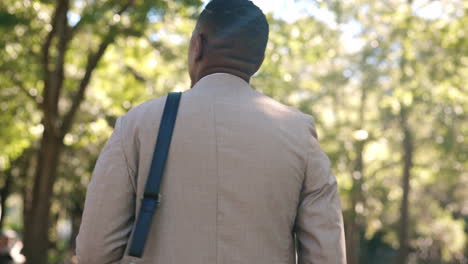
<box><xmin>192</xmin><ymin>66</ymin><xmax>251</xmax><ymax>88</ymax></box>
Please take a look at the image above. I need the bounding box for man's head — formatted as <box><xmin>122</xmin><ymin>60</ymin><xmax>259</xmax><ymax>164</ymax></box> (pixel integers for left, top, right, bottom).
<box><xmin>188</xmin><ymin>0</ymin><xmax>269</xmax><ymax>86</ymax></box>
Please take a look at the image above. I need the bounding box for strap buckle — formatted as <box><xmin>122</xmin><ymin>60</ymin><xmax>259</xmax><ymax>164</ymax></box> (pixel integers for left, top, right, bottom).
<box><xmin>141</xmin><ymin>193</ymin><xmax>161</xmax><ymax>213</ymax></box>
<box><xmin>143</xmin><ymin>192</ymin><xmax>161</xmax><ymax>201</ymax></box>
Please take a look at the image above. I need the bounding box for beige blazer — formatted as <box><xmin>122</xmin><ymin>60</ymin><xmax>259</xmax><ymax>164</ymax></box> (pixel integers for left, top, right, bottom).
<box><xmin>76</xmin><ymin>73</ymin><xmax>346</xmax><ymax>264</ymax></box>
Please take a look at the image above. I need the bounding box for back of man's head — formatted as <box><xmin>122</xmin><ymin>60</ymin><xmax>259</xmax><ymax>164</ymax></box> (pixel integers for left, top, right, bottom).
<box><xmin>195</xmin><ymin>0</ymin><xmax>269</xmax><ymax>74</ymax></box>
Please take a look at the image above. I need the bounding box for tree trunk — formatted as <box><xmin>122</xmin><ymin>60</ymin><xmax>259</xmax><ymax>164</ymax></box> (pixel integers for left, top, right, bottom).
<box><xmin>346</xmin><ymin>62</ymin><xmax>369</xmax><ymax>264</ymax></box>
<box><xmin>395</xmin><ymin>1</ymin><xmax>414</xmax><ymax>261</ymax></box>
<box><xmin>396</xmin><ymin>108</ymin><xmax>413</xmax><ymax>264</ymax></box>
<box><xmin>345</xmin><ymin>220</ymin><xmax>358</xmax><ymax>264</ymax></box>
<box><xmin>20</xmin><ymin>2</ymin><xmax>131</xmax><ymax>262</ymax></box>
<box><xmin>346</xmin><ymin>139</ymin><xmax>366</xmax><ymax>264</ymax></box>
<box><xmin>23</xmin><ymin>128</ymin><xmax>62</xmax><ymax>264</ymax></box>
<box><xmin>1</xmin><ymin>149</ymin><xmax>33</xmax><ymax>230</ymax></box>
<box><xmin>69</xmin><ymin>203</ymin><xmax>83</xmax><ymax>254</ymax></box>
<box><xmin>465</xmin><ymin>231</ymin><xmax>468</xmax><ymax>262</ymax></box>
<box><xmin>0</xmin><ymin>170</ymin><xmax>13</xmax><ymax>229</ymax></box>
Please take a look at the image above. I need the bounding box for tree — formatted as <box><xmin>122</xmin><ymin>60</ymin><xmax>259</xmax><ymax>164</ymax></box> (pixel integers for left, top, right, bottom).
<box><xmin>1</xmin><ymin>0</ymin><xmax>201</xmax><ymax>263</ymax></box>
<box><xmin>0</xmin><ymin>0</ymin><xmax>466</xmax><ymax>263</ymax></box>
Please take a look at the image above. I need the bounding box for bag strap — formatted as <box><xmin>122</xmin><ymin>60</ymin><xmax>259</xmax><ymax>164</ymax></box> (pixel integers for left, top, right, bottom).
<box><xmin>128</xmin><ymin>92</ymin><xmax>182</xmax><ymax>258</ymax></box>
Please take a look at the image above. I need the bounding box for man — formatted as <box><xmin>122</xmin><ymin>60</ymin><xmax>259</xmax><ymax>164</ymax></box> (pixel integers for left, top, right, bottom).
<box><xmin>76</xmin><ymin>0</ymin><xmax>346</xmax><ymax>263</ymax></box>
<box><xmin>0</xmin><ymin>231</ymin><xmax>13</xmax><ymax>264</ymax></box>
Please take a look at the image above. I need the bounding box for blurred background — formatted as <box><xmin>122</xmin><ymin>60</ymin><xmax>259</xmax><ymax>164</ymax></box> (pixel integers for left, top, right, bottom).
<box><xmin>0</xmin><ymin>0</ymin><xmax>466</xmax><ymax>263</ymax></box>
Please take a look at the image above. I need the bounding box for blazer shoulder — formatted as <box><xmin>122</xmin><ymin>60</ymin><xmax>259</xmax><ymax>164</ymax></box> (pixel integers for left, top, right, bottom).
<box><xmin>112</xmin><ymin>96</ymin><xmax>168</xmax><ymax>166</ymax></box>
<box><xmin>252</xmin><ymin>90</ymin><xmax>317</xmax><ymax>136</ymax></box>
<box><xmin>125</xmin><ymin>95</ymin><xmax>167</xmax><ymax>119</ymax></box>
<box><xmin>118</xmin><ymin>96</ymin><xmax>167</xmax><ymax>130</ymax></box>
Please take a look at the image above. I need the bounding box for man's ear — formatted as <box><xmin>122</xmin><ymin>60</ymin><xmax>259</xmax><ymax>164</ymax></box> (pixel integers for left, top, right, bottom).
<box><xmin>194</xmin><ymin>34</ymin><xmax>204</xmax><ymax>61</ymax></box>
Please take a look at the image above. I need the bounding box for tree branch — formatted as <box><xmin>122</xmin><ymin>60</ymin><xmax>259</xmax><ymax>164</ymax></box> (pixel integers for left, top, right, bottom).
<box><xmin>52</xmin><ymin>0</ymin><xmax>70</xmax><ymax>107</ymax></box>
<box><xmin>41</xmin><ymin>2</ymin><xmax>62</xmax><ymax>75</ymax></box>
<box><xmin>69</xmin><ymin>0</ymin><xmax>135</xmax><ymax>40</ymax></box>
<box><xmin>42</xmin><ymin>0</ymin><xmax>69</xmax><ymax>137</ymax></box>
<box><xmin>60</xmin><ymin>33</ymin><xmax>114</xmax><ymax>138</ymax></box>
<box><xmin>59</xmin><ymin>0</ymin><xmax>135</xmax><ymax>139</ymax></box>
<box><xmin>118</xmin><ymin>0</ymin><xmax>135</xmax><ymax>15</ymax></box>
<box><xmin>125</xmin><ymin>65</ymin><xmax>147</xmax><ymax>83</ymax></box>
<box><xmin>9</xmin><ymin>75</ymin><xmax>41</xmax><ymax>107</ymax></box>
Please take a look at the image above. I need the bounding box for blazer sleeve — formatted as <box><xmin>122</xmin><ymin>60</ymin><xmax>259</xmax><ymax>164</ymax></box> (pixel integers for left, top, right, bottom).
<box><xmin>76</xmin><ymin>117</ymin><xmax>136</xmax><ymax>264</ymax></box>
<box><xmin>294</xmin><ymin>125</ymin><xmax>346</xmax><ymax>264</ymax></box>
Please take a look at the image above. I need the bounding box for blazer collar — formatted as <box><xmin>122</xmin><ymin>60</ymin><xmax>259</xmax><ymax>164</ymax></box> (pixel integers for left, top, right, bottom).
<box><xmin>188</xmin><ymin>73</ymin><xmax>252</xmax><ymax>96</ymax></box>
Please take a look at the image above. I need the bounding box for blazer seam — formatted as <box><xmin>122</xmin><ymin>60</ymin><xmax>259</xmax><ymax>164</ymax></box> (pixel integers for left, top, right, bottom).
<box><xmin>293</xmin><ymin>115</ymin><xmax>316</xmax><ymax>232</ymax></box>
<box><xmin>293</xmin><ymin>149</ymin><xmax>310</xmax><ymax>233</ymax></box>
<box><xmin>298</xmin><ymin>127</ymin><xmax>314</xmax><ymax>209</ymax></box>
<box><xmin>213</xmin><ymin>102</ymin><xmax>219</xmax><ymax>264</ymax></box>
<box><xmin>300</xmin><ymin>115</ymin><xmax>318</xmax><ymax>199</ymax></box>
<box><xmin>115</xmin><ymin>116</ymin><xmax>137</xmax><ymax>193</ymax></box>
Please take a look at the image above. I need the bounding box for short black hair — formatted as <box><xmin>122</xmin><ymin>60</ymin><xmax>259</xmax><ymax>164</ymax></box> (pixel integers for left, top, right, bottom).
<box><xmin>197</xmin><ymin>0</ymin><xmax>269</xmax><ymax>64</ymax></box>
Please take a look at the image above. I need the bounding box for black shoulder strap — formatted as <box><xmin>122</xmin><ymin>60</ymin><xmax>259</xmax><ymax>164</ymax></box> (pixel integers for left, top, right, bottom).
<box><xmin>128</xmin><ymin>92</ymin><xmax>182</xmax><ymax>258</ymax></box>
